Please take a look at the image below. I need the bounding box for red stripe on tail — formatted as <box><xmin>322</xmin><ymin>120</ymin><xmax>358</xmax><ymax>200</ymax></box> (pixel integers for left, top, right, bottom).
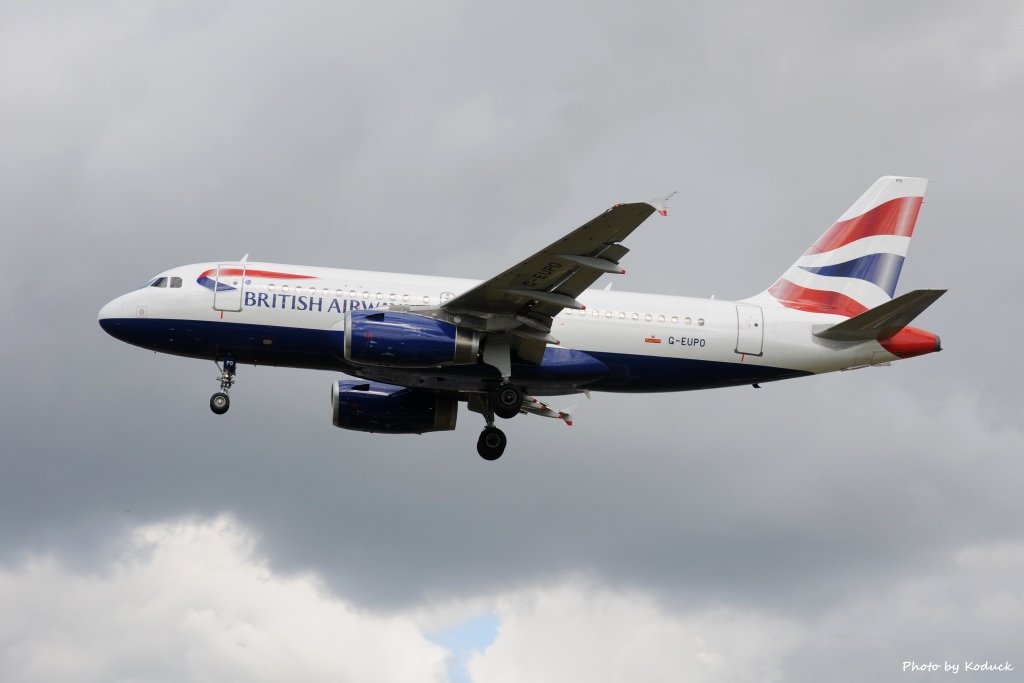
<box><xmin>768</xmin><ymin>279</ymin><xmax>869</xmax><ymax>317</ymax></box>
<box><xmin>807</xmin><ymin>196</ymin><xmax>923</xmax><ymax>254</ymax></box>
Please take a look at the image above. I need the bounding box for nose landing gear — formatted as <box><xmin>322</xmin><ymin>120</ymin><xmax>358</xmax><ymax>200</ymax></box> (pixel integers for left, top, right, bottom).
<box><xmin>210</xmin><ymin>357</ymin><xmax>236</xmax><ymax>415</ymax></box>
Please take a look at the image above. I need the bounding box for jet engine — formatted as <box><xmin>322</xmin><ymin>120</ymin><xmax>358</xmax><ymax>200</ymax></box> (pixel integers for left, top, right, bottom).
<box><xmin>344</xmin><ymin>310</ymin><xmax>480</xmax><ymax>368</ymax></box>
<box><xmin>331</xmin><ymin>381</ymin><xmax>458</xmax><ymax>434</ymax></box>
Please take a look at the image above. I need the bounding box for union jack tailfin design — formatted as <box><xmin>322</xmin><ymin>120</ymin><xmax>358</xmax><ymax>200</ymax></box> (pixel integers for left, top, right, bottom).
<box><xmin>760</xmin><ymin>176</ymin><xmax>928</xmax><ymax>317</ymax></box>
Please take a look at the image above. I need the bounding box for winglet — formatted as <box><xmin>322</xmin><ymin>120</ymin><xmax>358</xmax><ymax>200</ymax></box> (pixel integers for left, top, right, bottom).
<box><xmin>649</xmin><ymin>191</ymin><xmax>678</xmax><ymax>217</ymax></box>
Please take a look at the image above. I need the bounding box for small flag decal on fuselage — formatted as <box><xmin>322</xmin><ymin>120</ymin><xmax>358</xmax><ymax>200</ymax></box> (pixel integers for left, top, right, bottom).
<box><xmin>644</xmin><ymin>336</ymin><xmax>661</xmax><ymax>344</ymax></box>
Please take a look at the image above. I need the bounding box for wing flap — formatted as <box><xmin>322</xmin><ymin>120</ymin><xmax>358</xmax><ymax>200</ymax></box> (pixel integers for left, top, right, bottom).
<box><xmin>520</xmin><ymin>396</ymin><xmax>574</xmax><ymax>426</ymax></box>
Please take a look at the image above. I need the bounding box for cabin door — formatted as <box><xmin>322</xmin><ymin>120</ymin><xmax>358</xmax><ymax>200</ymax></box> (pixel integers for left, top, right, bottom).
<box><xmin>735</xmin><ymin>304</ymin><xmax>764</xmax><ymax>356</ymax></box>
<box><xmin>212</xmin><ymin>263</ymin><xmax>247</xmax><ymax>312</ymax></box>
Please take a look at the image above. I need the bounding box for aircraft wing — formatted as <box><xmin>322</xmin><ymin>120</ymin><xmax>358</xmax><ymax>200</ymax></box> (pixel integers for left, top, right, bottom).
<box><xmin>443</xmin><ymin>198</ymin><xmax>671</xmax><ymax>349</ymax></box>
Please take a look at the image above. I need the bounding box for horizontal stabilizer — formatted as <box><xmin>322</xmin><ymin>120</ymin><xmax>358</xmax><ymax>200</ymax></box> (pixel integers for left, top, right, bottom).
<box><xmin>813</xmin><ymin>289</ymin><xmax>946</xmax><ymax>341</ymax></box>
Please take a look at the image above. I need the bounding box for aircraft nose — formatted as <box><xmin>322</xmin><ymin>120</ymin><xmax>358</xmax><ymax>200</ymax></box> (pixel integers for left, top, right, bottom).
<box><xmin>98</xmin><ymin>296</ymin><xmax>125</xmax><ymax>336</ymax></box>
<box><xmin>98</xmin><ymin>297</ymin><xmax>120</xmax><ymax>321</ymax></box>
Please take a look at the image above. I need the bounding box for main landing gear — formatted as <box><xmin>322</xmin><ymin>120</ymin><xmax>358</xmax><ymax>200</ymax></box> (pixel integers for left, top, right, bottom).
<box><xmin>210</xmin><ymin>357</ymin><xmax>236</xmax><ymax>415</ymax></box>
<box><xmin>475</xmin><ymin>382</ymin><xmax>524</xmax><ymax>461</ymax></box>
<box><xmin>492</xmin><ymin>383</ymin><xmax>524</xmax><ymax>419</ymax></box>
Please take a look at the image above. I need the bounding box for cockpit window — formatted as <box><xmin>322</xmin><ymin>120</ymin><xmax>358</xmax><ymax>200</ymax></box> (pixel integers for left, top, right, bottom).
<box><xmin>170</xmin><ymin>277</ymin><xmax>182</xmax><ymax>288</ymax></box>
<box><xmin>150</xmin><ymin>277</ymin><xmax>168</xmax><ymax>288</ymax></box>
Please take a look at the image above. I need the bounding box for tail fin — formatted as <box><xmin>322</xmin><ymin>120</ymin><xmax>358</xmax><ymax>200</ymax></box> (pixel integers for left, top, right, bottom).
<box><xmin>756</xmin><ymin>176</ymin><xmax>928</xmax><ymax>317</ymax></box>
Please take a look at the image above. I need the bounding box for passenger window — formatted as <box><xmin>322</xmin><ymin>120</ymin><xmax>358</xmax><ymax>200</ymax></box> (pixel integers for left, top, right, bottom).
<box><xmin>632</xmin><ymin>313</ymin><xmax>639</xmax><ymax>321</ymax></box>
<box><xmin>618</xmin><ymin>312</ymin><xmax>625</xmax><ymax>320</ymax></box>
<box><xmin>658</xmin><ymin>315</ymin><xmax>665</xmax><ymax>323</ymax></box>
<box><xmin>685</xmin><ymin>317</ymin><xmax>692</xmax><ymax>325</ymax></box>
<box><xmin>644</xmin><ymin>314</ymin><xmax>652</xmax><ymax>322</ymax></box>
<box><xmin>376</xmin><ymin>292</ymin><xmax>384</xmax><ymax>300</ymax></box>
<box><xmin>282</xmin><ymin>285</ymin><xmax>290</xmax><ymax>293</ymax></box>
<box><xmin>605</xmin><ymin>311</ymin><xmax>612</xmax><ymax>318</ymax></box>
<box><xmin>295</xmin><ymin>286</ymin><xmax>303</xmax><ymax>295</ymax></box>
<box><xmin>402</xmin><ymin>294</ymin><xmax>409</xmax><ymax>303</ymax></box>
<box><xmin>422</xmin><ymin>295</ymin><xmax>430</xmax><ymax>304</ymax></box>
<box><xmin>389</xmin><ymin>293</ymin><xmax>397</xmax><ymax>302</ymax></box>
<box><xmin>349</xmin><ymin>290</ymin><xmax>357</xmax><ymax>298</ymax></box>
<box><xmin>269</xmin><ymin>284</ymin><xmax>276</xmax><ymax>293</ymax></box>
<box><xmin>671</xmin><ymin>316</ymin><xmax>678</xmax><ymax>324</ymax></box>
<box><xmin>362</xmin><ymin>291</ymin><xmax>369</xmax><ymax>299</ymax></box>
<box><xmin>698</xmin><ymin>318</ymin><xmax>705</xmax><ymax>326</ymax></box>
<box><xmin>335</xmin><ymin>289</ymin><xmax>343</xmax><ymax>298</ymax></box>
<box><xmin>170</xmin><ymin>277</ymin><xmax>182</xmax><ymax>288</ymax></box>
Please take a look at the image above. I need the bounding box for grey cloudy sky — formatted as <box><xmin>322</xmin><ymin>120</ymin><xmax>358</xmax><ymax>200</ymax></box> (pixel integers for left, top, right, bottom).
<box><xmin>2</xmin><ymin>1</ymin><xmax>1023</xmax><ymax>681</ymax></box>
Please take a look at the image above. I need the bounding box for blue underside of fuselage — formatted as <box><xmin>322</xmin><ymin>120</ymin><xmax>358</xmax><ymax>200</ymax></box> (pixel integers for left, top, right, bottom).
<box><xmin>99</xmin><ymin>318</ymin><xmax>811</xmax><ymax>394</ymax></box>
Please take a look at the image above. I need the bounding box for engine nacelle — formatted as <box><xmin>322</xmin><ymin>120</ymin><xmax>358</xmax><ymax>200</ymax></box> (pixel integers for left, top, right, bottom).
<box><xmin>331</xmin><ymin>381</ymin><xmax>458</xmax><ymax>434</ymax></box>
<box><xmin>344</xmin><ymin>310</ymin><xmax>479</xmax><ymax>368</ymax></box>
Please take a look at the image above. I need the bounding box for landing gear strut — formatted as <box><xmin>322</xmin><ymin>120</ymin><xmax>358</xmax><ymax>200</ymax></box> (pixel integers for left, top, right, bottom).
<box><xmin>210</xmin><ymin>357</ymin><xmax>236</xmax><ymax>415</ymax></box>
<box><xmin>475</xmin><ymin>382</ymin><xmax>523</xmax><ymax>460</ymax></box>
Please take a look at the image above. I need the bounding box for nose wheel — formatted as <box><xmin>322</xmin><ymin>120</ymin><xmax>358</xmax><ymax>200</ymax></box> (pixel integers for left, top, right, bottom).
<box><xmin>210</xmin><ymin>392</ymin><xmax>230</xmax><ymax>414</ymax></box>
<box><xmin>210</xmin><ymin>357</ymin><xmax>236</xmax><ymax>415</ymax></box>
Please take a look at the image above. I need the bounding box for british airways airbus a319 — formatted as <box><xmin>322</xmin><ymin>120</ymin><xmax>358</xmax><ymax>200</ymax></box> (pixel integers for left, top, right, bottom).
<box><xmin>99</xmin><ymin>176</ymin><xmax>944</xmax><ymax>460</ymax></box>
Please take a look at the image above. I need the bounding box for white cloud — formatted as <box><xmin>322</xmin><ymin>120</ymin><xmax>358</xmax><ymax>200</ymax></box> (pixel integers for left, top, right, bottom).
<box><xmin>465</xmin><ymin>540</ymin><xmax>1024</xmax><ymax>683</ymax></box>
<box><xmin>0</xmin><ymin>516</ymin><xmax>447</xmax><ymax>683</ymax></box>
<box><xmin>467</xmin><ymin>581</ymin><xmax>805</xmax><ymax>683</ymax></box>
<box><xmin>784</xmin><ymin>540</ymin><xmax>1024</xmax><ymax>681</ymax></box>
<box><xmin>1</xmin><ymin>516</ymin><xmax>1021</xmax><ymax>683</ymax></box>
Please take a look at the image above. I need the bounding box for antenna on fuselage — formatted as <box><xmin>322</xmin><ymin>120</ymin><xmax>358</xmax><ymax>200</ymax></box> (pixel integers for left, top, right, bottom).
<box><xmin>240</xmin><ymin>253</ymin><xmax>249</xmax><ymax>263</ymax></box>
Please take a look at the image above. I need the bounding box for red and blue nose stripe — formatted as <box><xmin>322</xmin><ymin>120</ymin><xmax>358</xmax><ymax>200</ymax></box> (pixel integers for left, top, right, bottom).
<box><xmin>196</xmin><ymin>268</ymin><xmax>315</xmax><ymax>291</ymax></box>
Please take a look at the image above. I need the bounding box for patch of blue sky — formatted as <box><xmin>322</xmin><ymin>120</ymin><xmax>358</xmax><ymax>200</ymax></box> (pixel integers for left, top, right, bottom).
<box><xmin>428</xmin><ymin>612</ymin><xmax>500</xmax><ymax>683</ymax></box>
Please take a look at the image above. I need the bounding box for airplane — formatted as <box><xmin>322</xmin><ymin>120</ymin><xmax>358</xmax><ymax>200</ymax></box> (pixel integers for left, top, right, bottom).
<box><xmin>99</xmin><ymin>176</ymin><xmax>944</xmax><ymax>460</ymax></box>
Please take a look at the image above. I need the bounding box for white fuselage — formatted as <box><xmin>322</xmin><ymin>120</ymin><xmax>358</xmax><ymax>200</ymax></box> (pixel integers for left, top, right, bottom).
<box><xmin>99</xmin><ymin>261</ymin><xmax>898</xmax><ymax>396</ymax></box>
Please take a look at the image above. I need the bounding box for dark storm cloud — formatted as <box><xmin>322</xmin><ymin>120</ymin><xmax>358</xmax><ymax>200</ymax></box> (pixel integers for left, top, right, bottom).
<box><xmin>1</xmin><ymin>1</ymin><xmax>1022</xmax><ymax>679</ymax></box>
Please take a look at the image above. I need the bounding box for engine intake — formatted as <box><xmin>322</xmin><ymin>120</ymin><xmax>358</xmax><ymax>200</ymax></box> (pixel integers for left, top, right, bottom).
<box><xmin>344</xmin><ymin>310</ymin><xmax>480</xmax><ymax>368</ymax></box>
<box><xmin>331</xmin><ymin>381</ymin><xmax>458</xmax><ymax>434</ymax></box>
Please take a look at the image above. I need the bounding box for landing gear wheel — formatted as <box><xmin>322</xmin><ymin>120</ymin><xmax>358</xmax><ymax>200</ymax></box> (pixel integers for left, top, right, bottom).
<box><xmin>210</xmin><ymin>391</ymin><xmax>230</xmax><ymax>415</ymax></box>
<box><xmin>477</xmin><ymin>426</ymin><xmax>507</xmax><ymax>461</ymax></box>
<box><xmin>491</xmin><ymin>383</ymin><xmax>524</xmax><ymax>420</ymax></box>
